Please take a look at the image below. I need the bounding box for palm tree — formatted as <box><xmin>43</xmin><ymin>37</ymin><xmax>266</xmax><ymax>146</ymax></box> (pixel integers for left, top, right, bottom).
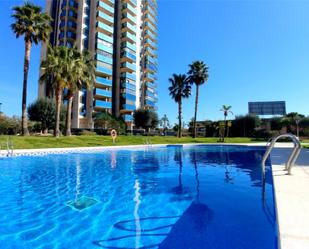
<box><xmin>221</xmin><ymin>105</ymin><xmax>233</xmax><ymax>122</ymax></box>
<box><xmin>40</xmin><ymin>46</ymin><xmax>70</xmax><ymax>137</ymax></box>
<box><xmin>168</xmin><ymin>74</ymin><xmax>191</xmax><ymax>138</ymax></box>
<box><xmin>11</xmin><ymin>2</ymin><xmax>51</xmax><ymax>136</ymax></box>
<box><xmin>64</xmin><ymin>49</ymin><xmax>95</xmax><ymax>136</ymax></box>
<box><xmin>220</xmin><ymin>105</ymin><xmax>233</xmax><ymax>141</ymax></box>
<box><xmin>188</xmin><ymin>61</ymin><xmax>209</xmax><ymax>138</ymax></box>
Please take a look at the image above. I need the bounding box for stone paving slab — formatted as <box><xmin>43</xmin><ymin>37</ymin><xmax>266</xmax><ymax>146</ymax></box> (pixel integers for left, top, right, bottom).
<box><xmin>271</xmin><ymin>148</ymin><xmax>309</xmax><ymax>249</ymax></box>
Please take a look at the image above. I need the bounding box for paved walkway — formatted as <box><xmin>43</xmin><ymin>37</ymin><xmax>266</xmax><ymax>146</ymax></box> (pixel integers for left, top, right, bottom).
<box><xmin>271</xmin><ymin>148</ymin><xmax>309</xmax><ymax>249</ymax></box>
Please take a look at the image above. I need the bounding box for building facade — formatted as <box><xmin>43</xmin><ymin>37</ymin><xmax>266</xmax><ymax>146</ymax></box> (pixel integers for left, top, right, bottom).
<box><xmin>39</xmin><ymin>0</ymin><xmax>158</xmax><ymax>129</ymax></box>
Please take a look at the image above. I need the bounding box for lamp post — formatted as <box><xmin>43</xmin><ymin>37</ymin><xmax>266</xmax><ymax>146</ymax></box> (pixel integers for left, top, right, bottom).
<box><xmin>0</xmin><ymin>102</ymin><xmax>2</xmax><ymax>115</ymax></box>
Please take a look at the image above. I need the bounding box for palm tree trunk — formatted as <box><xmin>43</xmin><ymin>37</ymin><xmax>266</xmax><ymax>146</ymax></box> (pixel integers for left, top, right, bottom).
<box><xmin>223</xmin><ymin>115</ymin><xmax>227</xmax><ymax>142</ymax></box>
<box><xmin>21</xmin><ymin>40</ymin><xmax>31</xmax><ymax>136</ymax></box>
<box><xmin>193</xmin><ymin>84</ymin><xmax>199</xmax><ymax>138</ymax></box>
<box><xmin>65</xmin><ymin>94</ymin><xmax>73</xmax><ymax>136</ymax></box>
<box><xmin>178</xmin><ymin>99</ymin><xmax>182</xmax><ymax>138</ymax></box>
<box><xmin>55</xmin><ymin>87</ymin><xmax>62</xmax><ymax>137</ymax></box>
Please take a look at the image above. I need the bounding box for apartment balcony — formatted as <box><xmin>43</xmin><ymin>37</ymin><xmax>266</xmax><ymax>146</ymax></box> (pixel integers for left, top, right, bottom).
<box><xmin>121</xmin><ymin>31</ymin><xmax>136</xmax><ymax>44</ymax></box>
<box><xmin>143</xmin><ymin>5</ymin><xmax>156</xmax><ymax>19</ymax></box>
<box><xmin>96</xmin><ymin>76</ymin><xmax>112</xmax><ymax>87</ymax></box>
<box><xmin>121</xmin><ymin>12</ymin><xmax>136</xmax><ymax>25</ymax></box>
<box><xmin>121</xmin><ymin>62</ymin><xmax>136</xmax><ymax>73</ymax></box>
<box><xmin>122</xmin><ymin>82</ymin><xmax>136</xmax><ymax>91</ymax></box>
<box><xmin>145</xmin><ymin>99</ymin><xmax>156</xmax><ymax>107</ymax></box>
<box><xmin>144</xmin><ymin>73</ymin><xmax>157</xmax><ymax>81</ymax></box>
<box><xmin>122</xmin><ymin>93</ymin><xmax>136</xmax><ymax>102</ymax></box>
<box><xmin>146</xmin><ymin>90</ymin><xmax>157</xmax><ymax>99</ymax></box>
<box><xmin>121</xmin><ymin>72</ymin><xmax>136</xmax><ymax>81</ymax></box>
<box><xmin>95</xmin><ymin>88</ymin><xmax>112</xmax><ymax>98</ymax></box>
<box><xmin>97</xmin><ymin>1</ymin><xmax>114</xmax><ymax>16</ymax></box>
<box><xmin>121</xmin><ymin>51</ymin><xmax>136</xmax><ymax>63</ymax></box>
<box><xmin>96</xmin><ymin>65</ymin><xmax>112</xmax><ymax>76</ymax></box>
<box><xmin>96</xmin><ymin>54</ymin><xmax>113</xmax><ymax>65</ymax></box>
<box><xmin>145</xmin><ymin>81</ymin><xmax>157</xmax><ymax>89</ymax></box>
<box><xmin>97</xmin><ymin>32</ymin><xmax>113</xmax><ymax>44</ymax></box>
<box><xmin>144</xmin><ymin>29</ymin><xmax>156</xmax><ymax>42</ymax></box>
<box><xmin>97</xmin><ymin>10</ymin><xmax>114</xmax><ymax>25</ymax></box>
<box><xmin>121</xmin><ymin>22</ymin><xmax>136</xmax><ymax>35</ymax></box>
<box><xmin>121</xmin><ymin>41</ymin><xmax>136</xmax><ymax>52</ymax></box>
<box><xmin>143</xmin><ymin>38</ymin><xmax>156</xmax><ymax>50</ymax></box>
<box><xmin>95</xmin><ymin>100</ymin><xmax>112</xmax><ymax>109</ymax></box>
<box><xmin>145</xmin><ymin>55</ymin><xmax>157</xmax><ymax>65</ymax></box>
<box><xmin>97</xmin><ymin>21</ymin><xmax>113</xmax><ymax>36</ymax></box>
<box><xmin>144</xmin><ymin>47</ymin><xmax>157</xmax><ymax>57</ymax></box>
<box><xmin>121</xmin><ymin>104</ymin><xmax>136</xmax><ymax>112</ymax></box>
<box><xmin>143</xmin><ymin>13</ymin><xmax>157</xmax><ymax>26</ymax></box>
<box><xmin>101</xmin><ymin>0</ymin><xmax>115</xmax><ymax>8</ymax></box>
<box><xmin>144</xmin><ymin>63</ymin><xmax>157</xmax><ymax>73</ymax></box>
<box><xmin>97</xmin><ymin>42</ymin><xmax>113</xmax><ymax>54</ymax></box>
<box><xmin>122</xmin><ymin>3</ymin><xmax>137</xmax><ymax>16</ymax></box>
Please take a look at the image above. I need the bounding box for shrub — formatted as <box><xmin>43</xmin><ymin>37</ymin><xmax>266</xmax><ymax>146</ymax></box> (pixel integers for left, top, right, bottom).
<box><xmin>94</xmin><ymin>112</ymin><xmax>126</xmax><ymax>134</ymax></box>
<box><xmin>0</xmin><ymin>115</ymin><xmax>21</xmax><ymax>135</ymax></box>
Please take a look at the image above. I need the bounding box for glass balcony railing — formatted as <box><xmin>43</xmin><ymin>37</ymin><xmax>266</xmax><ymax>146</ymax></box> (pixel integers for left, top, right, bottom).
<box><xmin>96</xmin><ymin>88</ymin><xmax>112</xmax><ymax>98</ymax></box>
<box><xmin>122</xmin><ymin>62</ymin><xmax>136</xmax><ymax>71</ymax></box>
<box><xmin>97</xmin><ymin>10</ymin><xmax>114</xmax><ymax>23</ymax></box>
<box><xmin>121</xmin><ymin>22</ymin><xmax>136</xmax><ymax>34</ymax></box>
<box><xmin>121</xmin><ymin>51</ymin><xmax>136</xmax><ymax>61</ymax></box>
<box><xmin>122</xmin><ymin>82</ymin><xmax>136</xmax><ymax>91</ymax></box>
<box><xmin>121</xmin><ymin>72</ymin><xmax>136</xmax><ymax>81</ymax></box>
<box><xmin>122</xmin><ymin>3</ymin><xmax>137</xmax><ymax>15</ymax></box>
<box><xmin>121</xmin><ymin>42</ymin><xmax>136</xmax><ymax>52</ymax></box>
<box><xmin>146</xmin><ymin>99</ymin><xmax>156</xmax><ymax>107</ymax></box>
<box><xmin>97</xmin><ymin>21</ymin><xmax>113</xmax><ymax>34</ymax></box>
<box><xmin>122</xmin><ymin>93</ymin><xmax>136</xmax><ymax>101</ymax></box>
<box><xmin>122</xmin><ymin>104</ymin><xmax>136</xmax><ymax>111</ymax></box>
<box><xmin>96</xmin><ymin>54</ymin><xmax>113</xmax><ymax>65</ymax></box>
<box><xmin>96</xmin><ymin>76</ymin><xmax>112</xmax><ymax>86</ymax></box>
<box><xmin>97</xmin><ymin>1</ymin><xmax>114</xmax><ymax>15</ymax></box>
<box><xmin>96</xmin><ymin>65</ymin><xmax>112</xmax><ymax>75</ymax></box>
<box><xmin>97</xmin><ymin>42</ymin><xmax>113</xmax><ymax>54</ymax></box>
<box><xmin>146</xmin><ymin>82</ymin><xmax>156</xmax><ymax>89</ymax></box>
<box><xmin>122</xmin><ymin>31</ymin><xmax>136</xmax><ymax>42</ymax></box>
<box><xmin>95</xmin><ymin>100</ymin><xmax>112</xmax><ymax>109</ymax></box>
<box><xmin>97</xmin><ymin>32</ymin><xmax>113</xmax><ymax>44</ymax></box>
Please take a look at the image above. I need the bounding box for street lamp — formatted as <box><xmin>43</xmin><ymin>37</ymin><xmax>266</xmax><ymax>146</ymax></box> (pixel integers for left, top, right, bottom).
<box><xmin>0</xmin><ymin>102</ymin><xmax>2</xmax><ymax>115</ymax></box>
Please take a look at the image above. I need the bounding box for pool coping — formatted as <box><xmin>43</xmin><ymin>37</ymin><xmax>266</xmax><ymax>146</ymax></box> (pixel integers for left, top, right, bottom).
<box><xmin>1</xmin><ymin>142</ymin><xmax>308</xmax><ymax>249</ymax></box>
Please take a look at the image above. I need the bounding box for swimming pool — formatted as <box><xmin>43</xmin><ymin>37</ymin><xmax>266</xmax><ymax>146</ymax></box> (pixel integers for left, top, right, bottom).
<box><xmin>0</xmin><ymin>145</ymin><xmax>278</xmax><ymax>249</ymax></box>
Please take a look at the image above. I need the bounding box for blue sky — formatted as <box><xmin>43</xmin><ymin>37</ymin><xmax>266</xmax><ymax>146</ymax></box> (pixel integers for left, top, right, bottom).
<box><xmin>0</xmin><ymin>0</ymin><xmax>308</xmax><ymax>125</ymax></box>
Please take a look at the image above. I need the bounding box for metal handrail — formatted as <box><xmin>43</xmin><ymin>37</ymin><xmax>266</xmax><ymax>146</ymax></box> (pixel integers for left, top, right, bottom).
<box><xmin>262</xmin><ymin>133</ymin><xmax>301</xmax><ymax>175</ymax></box>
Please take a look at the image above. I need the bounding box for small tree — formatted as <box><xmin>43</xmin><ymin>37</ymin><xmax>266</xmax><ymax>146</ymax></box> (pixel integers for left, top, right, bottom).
<box><xmin>94</xmin><ymin>112</ymin><xmax>125</xmax><ymax>133</ymax></box>
<box><xmin>133</xmin><ymin>109</ymin><xmax>158</xmax><ymax>130</ymax></box>
<box><xmin>28</xmin><ymin>98</ymin><xmax>66</xmax><ymax>134</ymax></box>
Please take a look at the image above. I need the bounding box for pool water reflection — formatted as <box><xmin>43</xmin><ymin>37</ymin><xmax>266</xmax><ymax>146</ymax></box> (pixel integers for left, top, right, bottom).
<box><xmin>0</xmin><ymin>145</ymin><xmax>278</xmax><ymax>249</ymax></box>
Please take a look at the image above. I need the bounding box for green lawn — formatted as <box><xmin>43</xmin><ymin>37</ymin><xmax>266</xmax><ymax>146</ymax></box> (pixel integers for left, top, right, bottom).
<box><xmin>0</xmin><ymin>135</ymin><xmax>263</xmax><ymax>150</ymax></box>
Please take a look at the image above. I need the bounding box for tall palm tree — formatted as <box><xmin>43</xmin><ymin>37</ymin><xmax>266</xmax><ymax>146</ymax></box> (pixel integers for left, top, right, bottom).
<box><xmin>64</xmin><ymin>49</ymin><xmax>95</xmax><ymax>136</ymax></box>
<box><xmin>11</xmin><ymin>2</ymin><xmax>51</xmax><ymax>136</ymax></box>
<box><xmin>188</xmin><ymin>61</ymin><xmax>209</xmax><ymax>138</ymax></box>
<box><xmin>40</xmin><ymin>46</ymin><xmax>70</xmax><ymax>137</ymax></box>
<box><xmin>168</xmin><ymin>74</ymin><xmax>191</xmax><ymax>138</ymax></box>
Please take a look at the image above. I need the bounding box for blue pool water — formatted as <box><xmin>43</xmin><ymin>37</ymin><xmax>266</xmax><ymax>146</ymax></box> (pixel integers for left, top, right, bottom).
<box><xmin>0</xmin><ymin>145</ymin><xmax>278</xmax><ymax>249</ymax></box>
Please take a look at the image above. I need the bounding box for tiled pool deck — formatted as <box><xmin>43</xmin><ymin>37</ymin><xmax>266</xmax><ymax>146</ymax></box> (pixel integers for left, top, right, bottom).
<box><xmin>1</xmin><ymin>142</ymin><xmax>308</xmax><ymax>249</ymax></box>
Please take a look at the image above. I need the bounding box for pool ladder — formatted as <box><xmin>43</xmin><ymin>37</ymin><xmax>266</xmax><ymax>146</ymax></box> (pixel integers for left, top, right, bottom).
<box><xmin>262</xmin><ymin>133</ymin><xmax>301</xmax><ymax>175</ymax></box>
<box><xmin>0</xmin><ymin>137</ymin><xmax>14</xmax><ymax>157</ymax></box>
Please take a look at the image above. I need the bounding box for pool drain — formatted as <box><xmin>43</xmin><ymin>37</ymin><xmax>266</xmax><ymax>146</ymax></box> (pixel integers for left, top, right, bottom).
<box><xmin>66</xmin><ymin>196</ymin><xmax>99</xmax><ymax>211</ymax></box>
